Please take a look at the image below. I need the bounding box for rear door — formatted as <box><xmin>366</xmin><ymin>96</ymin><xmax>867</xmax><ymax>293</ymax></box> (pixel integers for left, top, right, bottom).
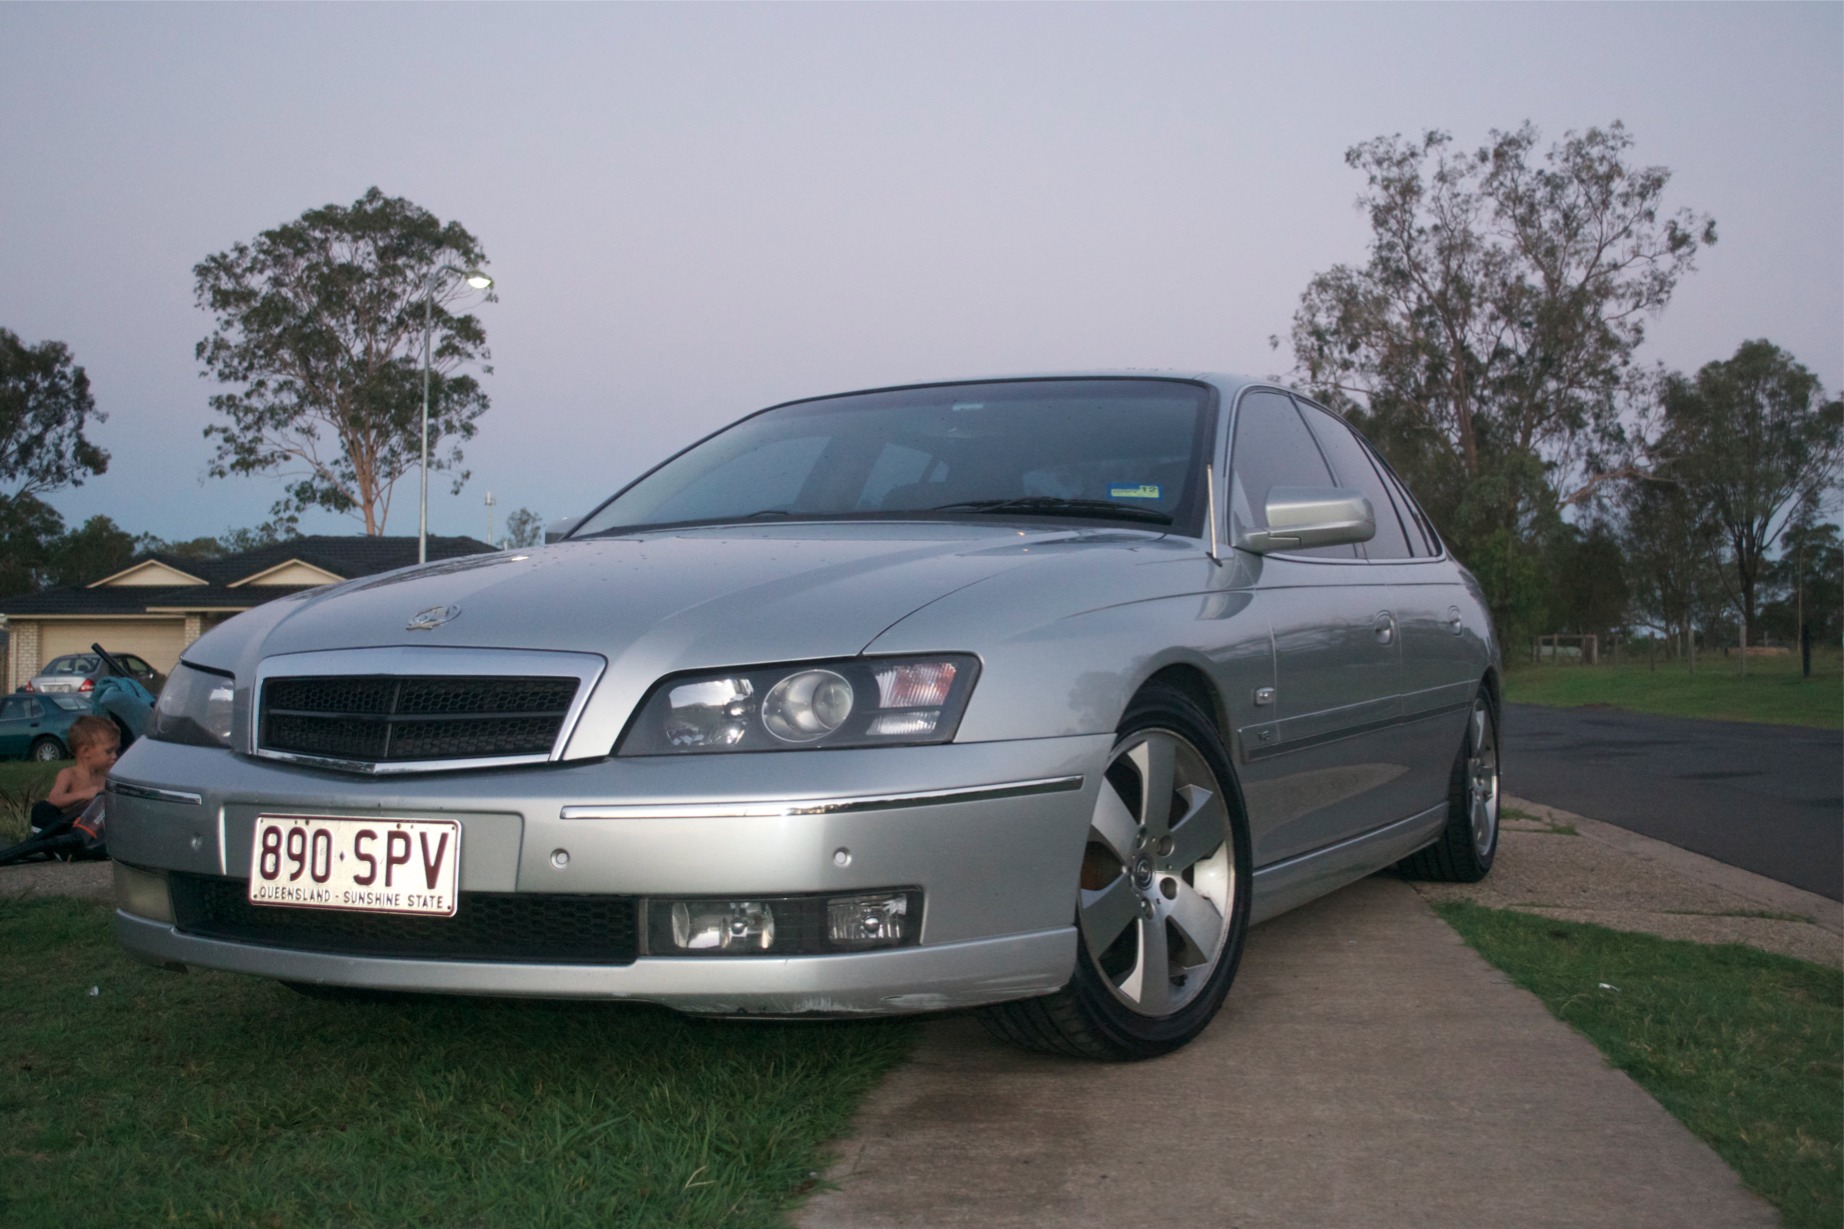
<box><xmin>0</xmin><ymin>696</ymin><xmax>36</xmax><ymax>758</ymax></box>
<box><xmin>1295</xmin><ymin>400</ymin><xmax>1469</xmax><ymax>818</ymax></box>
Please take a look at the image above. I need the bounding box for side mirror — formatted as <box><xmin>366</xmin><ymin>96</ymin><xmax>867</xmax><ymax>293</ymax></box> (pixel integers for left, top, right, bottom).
<box><xmin>1235</xmin><ymin>487</ymin><xmax>1375</xmax><ymax>555</ymax></box>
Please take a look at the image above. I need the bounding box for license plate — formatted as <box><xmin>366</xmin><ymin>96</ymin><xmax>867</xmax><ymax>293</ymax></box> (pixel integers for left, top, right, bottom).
<box><xmin>249</xmin><ymin>815</ymin><xmax>461</xmax><ymax>916</ymax></box>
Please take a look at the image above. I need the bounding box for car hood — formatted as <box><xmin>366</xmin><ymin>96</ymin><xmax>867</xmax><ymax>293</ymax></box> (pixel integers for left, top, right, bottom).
<box><xmin>185</xmin><ymin>522</ymin><xmax>1192</xmax><ymax>758</ymax></box>
<box><xmin>244</xmin><ymin>527</ymin><xmax>1034</xmax><ymax>659</ymax></box>
<box><xmin>201</xmin><ymin>521</ymin><xmax>1187</xmax><ymax>668</ymax></box>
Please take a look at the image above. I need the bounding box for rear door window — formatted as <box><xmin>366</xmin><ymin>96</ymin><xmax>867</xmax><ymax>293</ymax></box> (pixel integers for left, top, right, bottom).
<box><xmin>1295</xmin><ymin>402</ymin><xmax>1414</xmax><ymax>560</ymax></box>
<box><xmin>1373</xmin><ymin>456</ymin><xmax>1442</xmax><ymax>557</ymax></box>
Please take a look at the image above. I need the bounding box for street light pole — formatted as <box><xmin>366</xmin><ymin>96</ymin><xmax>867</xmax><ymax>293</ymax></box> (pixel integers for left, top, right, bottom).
<box><xmin>419</xmin><ymin>264</ymin><xmax>493</xmax><ymax>564</ymax></box>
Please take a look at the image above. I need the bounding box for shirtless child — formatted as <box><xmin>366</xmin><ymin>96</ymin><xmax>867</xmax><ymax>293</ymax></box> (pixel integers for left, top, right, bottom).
<box><xmin>47</xmin><ymin>715</ymin><xmax>120</xmax><ymax>813</ymax></box>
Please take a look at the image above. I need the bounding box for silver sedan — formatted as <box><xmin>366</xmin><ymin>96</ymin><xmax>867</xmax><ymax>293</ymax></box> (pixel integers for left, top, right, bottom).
<box><xmin>109</xmin><ymin>373</ymin><xmax>1500</xmax><ymax>1059</ymax></box>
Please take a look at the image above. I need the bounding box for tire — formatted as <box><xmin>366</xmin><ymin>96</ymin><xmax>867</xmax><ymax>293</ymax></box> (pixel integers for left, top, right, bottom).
<box><xmin>30</xmin><ymin>737</ymin><xmax>66</xmax><ymax>763</ymax></box>
<box><xmin>1397</xmin><ymin>688</ymin><xmax>1499</xmax><ymax>883</ymax></box>
<box><xmin>977</xmin><ymin>685</ymin><xmax>1252</xmax><ymax>1061</ymax></box>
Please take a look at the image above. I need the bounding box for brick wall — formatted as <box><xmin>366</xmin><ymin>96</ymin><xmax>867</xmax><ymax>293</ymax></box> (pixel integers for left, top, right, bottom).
<box><xmin>7</xmin><ymin>620</ymin><xmax>40</xmax><ymax>691</ymax></box>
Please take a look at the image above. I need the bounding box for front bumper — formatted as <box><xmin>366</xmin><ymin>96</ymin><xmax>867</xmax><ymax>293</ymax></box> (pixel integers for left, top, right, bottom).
<box><xmin>107</xmin><ymin>734</ymin><xmax>1110</xmax><ymax>1014</ymax></box>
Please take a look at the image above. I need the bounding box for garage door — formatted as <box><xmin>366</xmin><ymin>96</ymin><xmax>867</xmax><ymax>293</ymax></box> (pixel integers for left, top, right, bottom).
<box><xmin>40</xmin><ymin>619</ymin><xmax>191</xmax><ymax>676</ymax></box>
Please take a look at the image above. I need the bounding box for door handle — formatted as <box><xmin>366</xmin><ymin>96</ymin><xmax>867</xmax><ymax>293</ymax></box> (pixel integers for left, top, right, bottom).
<box><xmin>1373</xmin><ymin>613</ymin><xmax>1396</xmax><ymax>646</ymax></box>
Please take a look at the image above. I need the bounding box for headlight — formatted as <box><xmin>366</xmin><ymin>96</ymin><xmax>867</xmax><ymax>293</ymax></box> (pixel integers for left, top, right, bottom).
<box><xmin>618</xmin><ymin>655</ymin><xmax>979</xmax><ymax>755</ymax></box>
<box><xmin>147</xmin><ymin>662</ymin><xmax>236</xmax><ymax>748</ymax></box>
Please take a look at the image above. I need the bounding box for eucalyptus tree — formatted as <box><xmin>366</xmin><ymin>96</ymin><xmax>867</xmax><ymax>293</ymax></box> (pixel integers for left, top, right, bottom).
<box><xmin>1284</xmin><ymin>121</ymin><xmax>1714</xmax><ymax>639</ymax></box>
<box><xmin>1659</xmin><ymin>341</ymin><xmax>1843</xmax><ymax>649</ymax></box>
<box><xmin>194</xmin><ymin>188</ymin><xmax>494</xmax><ymax>535</ymax></box>
<box><xmin>1620</xmin><ymin>477</ymin><xmax>1726</xmax><ymax>668</ymax></box>
<box><xmin>503</xmin><ymin>506</ymin><xmax>545</xmax><ymax>548</ymax></box>
<box><xmin>0</xmin><ymin>328</ymin><xmax>110</xmax><ymax>594</ymax></box>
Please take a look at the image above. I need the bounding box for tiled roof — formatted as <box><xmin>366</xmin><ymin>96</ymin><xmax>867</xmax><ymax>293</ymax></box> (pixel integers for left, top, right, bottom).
<box><xmin>0</xmin><ymin>536</ymin><xmax>494</xmax><ymax>617</ymax></box>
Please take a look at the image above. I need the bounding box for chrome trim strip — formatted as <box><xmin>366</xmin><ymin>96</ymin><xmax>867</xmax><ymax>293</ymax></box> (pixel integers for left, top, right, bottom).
<box><xmin>1242</xmin><ymin>698</ymin><xmax>1471</xmax><ymax>762</ymax></box>
<box><xmin>250</xmin><ymin>646</ymin><xmax>607</xmax><ymax>774</ymax></box>
<box><xmin>252</xmin><ymin>749</ymin><xmax>554</xmax><ymax>777</ymax></box>
<box><xmin>560</xmin><ymin>774</ymin><xmax>1085</xmax><ymax>821</ymax></box>
<box><xmin>107</xmin><ymin>780</ymin><xmax>203</xmax><ymax>806</ymax></box>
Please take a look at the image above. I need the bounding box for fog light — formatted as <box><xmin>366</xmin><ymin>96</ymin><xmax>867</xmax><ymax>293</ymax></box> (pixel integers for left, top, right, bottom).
<box><xmin>113</xmin><ymin>863</ymin><xmax>174</xmax><ymax>923</ymax></box>
<box><xmin>827</xmin><ymin>892</ymin><xmax>908</xmax><ymax>949</ymax></box>
<box><xmin>669</xmin><ymin>900</ymin><xmax>776</xmax><ymax>952</ymax></box>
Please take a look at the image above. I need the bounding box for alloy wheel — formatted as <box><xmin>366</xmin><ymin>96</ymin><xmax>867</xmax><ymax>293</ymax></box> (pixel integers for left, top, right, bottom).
<box><xmin>1078</xmin><ymin>729</ymin><xmax>1235</xmax><ymax>1018</ymax></box>
<box><xmin>1467</xmin><ymin>699</ymin><xmax>1499</xmax><ymax>858</ymax></box>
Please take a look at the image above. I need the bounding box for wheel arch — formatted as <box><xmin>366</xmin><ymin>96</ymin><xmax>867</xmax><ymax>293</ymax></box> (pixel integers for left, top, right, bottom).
<box><xmin>1137</xmin><ymin>661</ymin><xmax>1229</xmax><ymax>743</ymax></box>
<box><xmin>1126</xmin><ymin>661</ymin><xmax>1253</xmax><ymax>830</ymax></box>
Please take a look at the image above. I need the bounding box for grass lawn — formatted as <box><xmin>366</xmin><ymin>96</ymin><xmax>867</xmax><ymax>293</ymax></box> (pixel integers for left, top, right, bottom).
<box><xmin>1436</xmin><ymin>901</ymin><xmax>1842</xmax><ymax>1229</ymax></box>
<box><xmin>1504</xmin><ymin>646</ymin><xmax>1842</xmax><ymax>729</ymax></box>
<box><xmin>0</xmin><ymin>896</ymin><xmax>915</xmax><ymax>1228</ymax></box>
<box><xmin>0</xmin><ymin>760</ymin><xmax>61</xmax><ymax>845</ymax></box>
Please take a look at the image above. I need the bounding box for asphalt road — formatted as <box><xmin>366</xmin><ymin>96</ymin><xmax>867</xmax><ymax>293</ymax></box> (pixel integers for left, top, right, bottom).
<box><xmin>1503</xmin><ymin>703</ymin><xmax>1843</xmax><ymax>902</ymax></box>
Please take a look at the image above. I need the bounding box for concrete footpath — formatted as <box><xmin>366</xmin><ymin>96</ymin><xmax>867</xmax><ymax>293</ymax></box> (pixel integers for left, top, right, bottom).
<box><xmin>796</xmin><ymin>797</ymin><xmax>1839</xmax><ymax>1229</ymax></box>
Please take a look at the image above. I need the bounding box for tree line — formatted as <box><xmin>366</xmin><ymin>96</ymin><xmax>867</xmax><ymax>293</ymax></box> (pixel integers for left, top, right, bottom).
<box><xmin>3</xmin><ymin>128</ymin><xmax>1840</xmax><ymax>653</ymax></box>
<box><xmin>1283</xmin><ymin>121</ymin><xmax>1840</xmax><ymax>663</ymax></box>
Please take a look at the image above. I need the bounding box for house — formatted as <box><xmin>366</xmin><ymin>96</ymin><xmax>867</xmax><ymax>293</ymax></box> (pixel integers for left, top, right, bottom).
<box><xmin>0</xmin><ymin>535</ymin><xmax>494</xmax><ymax>690</ymax></box>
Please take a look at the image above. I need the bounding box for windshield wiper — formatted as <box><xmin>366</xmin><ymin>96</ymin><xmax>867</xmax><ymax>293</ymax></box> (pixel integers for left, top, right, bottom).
<box><xmin>926</xmin><ymin>497</ymin><xmax>1173</xmax><ymax>525</ymax></box>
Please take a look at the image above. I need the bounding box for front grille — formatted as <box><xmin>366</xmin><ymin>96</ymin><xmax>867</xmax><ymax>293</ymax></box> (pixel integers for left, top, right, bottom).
<box><xmin>260</xmin><ymin>675</ymin><xmax>579</xmax><ymax>764</ymax></box>
<box><xmin>169</xmin><ymin>873</ymin><xmax>638</xmax><ymax>965</ymax></box>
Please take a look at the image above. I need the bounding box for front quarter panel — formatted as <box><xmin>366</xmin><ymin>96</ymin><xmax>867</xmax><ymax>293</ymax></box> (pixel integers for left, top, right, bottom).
<box><xmin>870</xmin><ymin>542</ymin><xmax>1272</xmax><ymax>745</ymax></box>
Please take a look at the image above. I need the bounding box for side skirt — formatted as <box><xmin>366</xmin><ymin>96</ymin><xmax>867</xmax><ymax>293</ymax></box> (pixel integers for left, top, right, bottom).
<box><xmin>1249</xmin><ymin>804</ymin><xmax>1446</xmax><ymax>925</ymax></box>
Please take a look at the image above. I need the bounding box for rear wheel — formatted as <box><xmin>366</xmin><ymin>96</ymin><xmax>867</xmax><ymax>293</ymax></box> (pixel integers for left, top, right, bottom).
<box><xmin>30</xmin><ymin>737</ymin><xmax>65</xmax><ymax>763</ymax></box>
<box><xmin>978</xmin><ymin>685</ymin><xmax>1251</xmax><ymax>1060</ymax></box>
<box><xmin>1397</xmin><ymin>689</ymin><xmax>1499</xmax><ymax>883</ymax></box>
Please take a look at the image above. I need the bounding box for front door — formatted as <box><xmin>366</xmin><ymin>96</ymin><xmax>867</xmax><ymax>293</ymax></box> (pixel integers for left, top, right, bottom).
<box><xmin>1224</xmin><ymin>389</ymin><xmax>1407</xmax><ymax>865</ymax></box>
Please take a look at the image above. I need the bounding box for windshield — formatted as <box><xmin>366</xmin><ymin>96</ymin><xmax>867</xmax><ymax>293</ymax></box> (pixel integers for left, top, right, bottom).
<box><xmin>572</xmin><ymin>378</ymin><xmax>1213</xmax><ymax>537</ymax></box>
<box><xmin>49</xmin><ymin>656</ymin><xmax>98</xmax><ymax>675</ymax></box>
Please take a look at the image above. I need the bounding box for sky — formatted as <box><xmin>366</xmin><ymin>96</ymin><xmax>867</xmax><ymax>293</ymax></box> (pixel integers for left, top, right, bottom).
<box><xmin>2</xmin><ymin>2</ymin><xmax>1839</xmax><ymax>546</ymax></box>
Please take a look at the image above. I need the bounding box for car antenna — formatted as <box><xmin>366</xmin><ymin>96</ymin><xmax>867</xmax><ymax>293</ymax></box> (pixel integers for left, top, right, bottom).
<box><xmin>1205</xmin><ymin>463</ymin><xmax>1223</xmax><ymax>566</ymax></box>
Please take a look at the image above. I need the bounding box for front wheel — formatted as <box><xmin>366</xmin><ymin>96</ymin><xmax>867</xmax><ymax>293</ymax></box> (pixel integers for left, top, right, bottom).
<box><xmin>1397</xmin><ymin>688</ymin><xmax>1499</xmax><ymax>883</ymax></box>
<box><xmin>978</xmin><ymin>685</ymin><xmax>1252</xmax><ymax>1060</ymax></box>
<box><xmin>30</xmin><ymin>737</ymin><xmax>65</xmax><ymax>763</ymax></box>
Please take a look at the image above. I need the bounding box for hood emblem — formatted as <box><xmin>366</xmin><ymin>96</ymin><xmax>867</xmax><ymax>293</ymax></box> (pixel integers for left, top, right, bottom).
<box><xmin>406</xmin><ymin>604</ymin><xmax>461</xmax><ymax>631</ymax></box>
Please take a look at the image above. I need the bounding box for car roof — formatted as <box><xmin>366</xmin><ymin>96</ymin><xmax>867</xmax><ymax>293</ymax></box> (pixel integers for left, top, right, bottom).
<box><xmin>763</xmin><ymin>370</ymin><xmax>1275</xmax><ymax>409</ymax></box>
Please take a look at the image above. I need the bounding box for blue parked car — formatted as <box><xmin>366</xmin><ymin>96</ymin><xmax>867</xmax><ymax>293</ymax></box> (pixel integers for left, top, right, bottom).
<box><xmin>0</xmin><ymin>693</ymin><xmax>95</xmax><ymax>761</ymax></box>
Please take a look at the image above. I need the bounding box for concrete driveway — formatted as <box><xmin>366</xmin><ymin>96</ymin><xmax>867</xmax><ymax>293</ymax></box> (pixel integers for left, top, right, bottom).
<box><xmin>796</xmin><ymin>801</ymin><xmax>1837</xmax><ymax>1229</ymax></box>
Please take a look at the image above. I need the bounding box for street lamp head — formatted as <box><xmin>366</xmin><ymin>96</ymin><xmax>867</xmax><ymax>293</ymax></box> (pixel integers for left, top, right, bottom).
<box><xmin>419</xmin><ymin>264</ymin><xmax>494</xmax><ymax>565</ymax></box>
